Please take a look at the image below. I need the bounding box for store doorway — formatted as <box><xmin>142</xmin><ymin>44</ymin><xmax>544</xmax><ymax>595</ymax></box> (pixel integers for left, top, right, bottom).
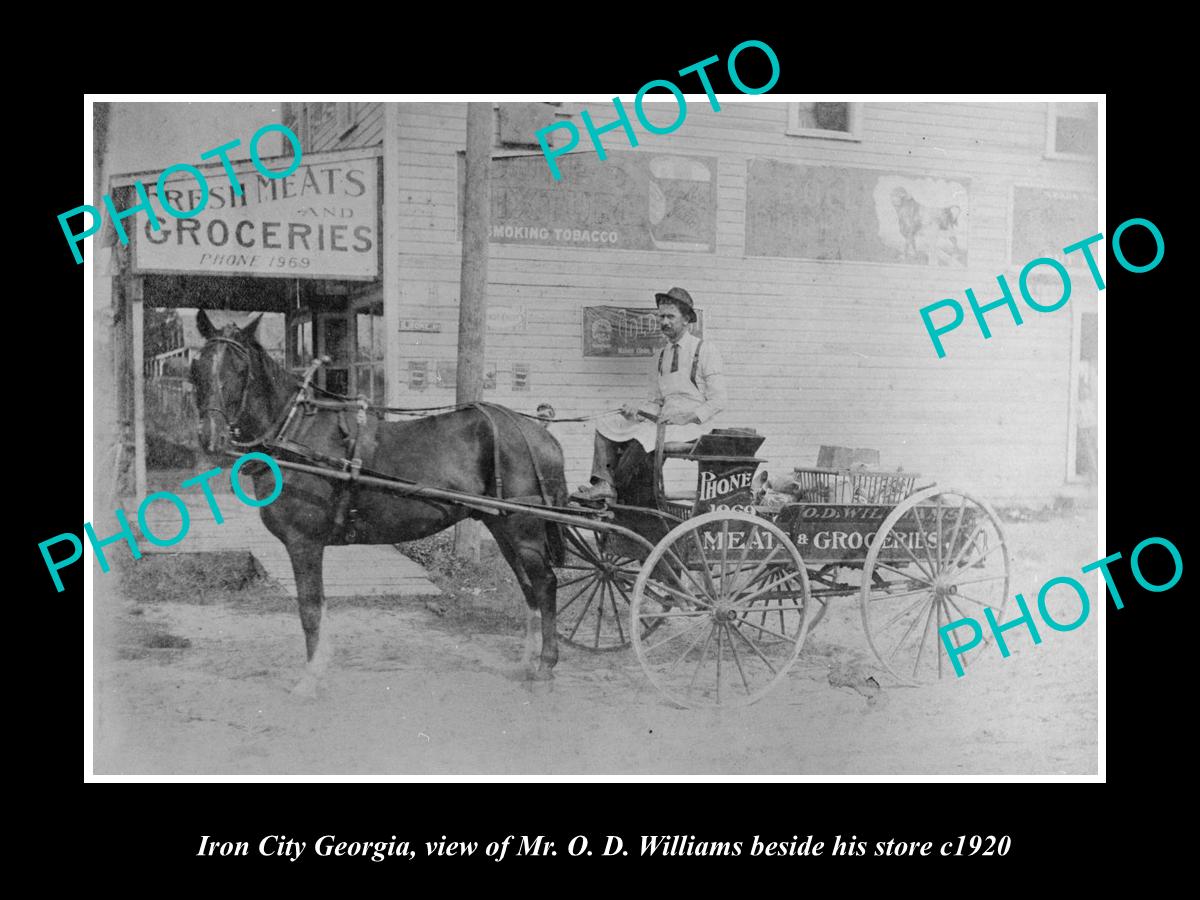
<box><xmin>289</xmin><ymin>298</ymin><xmax>385</xmax><ymax>402</ymax></box>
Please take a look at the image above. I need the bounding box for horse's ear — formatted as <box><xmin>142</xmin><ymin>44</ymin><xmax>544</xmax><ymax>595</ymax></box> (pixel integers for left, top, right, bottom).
<box><xmin>196</xmin><ymin>309</ymin><xmax>216</xmax><ymax>340</ymax></box>
<box><xmin>242</xmin><ymin>313</ymin><xmax>263</xmax><ymax>343</ymax></box>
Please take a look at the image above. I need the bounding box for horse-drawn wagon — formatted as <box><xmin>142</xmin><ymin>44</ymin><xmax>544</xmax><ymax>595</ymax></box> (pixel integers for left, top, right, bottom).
<box><xmin>192</xmin><ymin>313</ymin><xmax>1011</xmax><ymax>708</ymax></box>
<box><xmin>552</xmin><ymin>418</ymin><xmax>1011</xmax><ymax>707</ymax></box>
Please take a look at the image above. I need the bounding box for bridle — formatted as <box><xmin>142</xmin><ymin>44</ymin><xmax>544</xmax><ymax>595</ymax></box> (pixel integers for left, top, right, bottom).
<box><xmin>201</xmin><ymin>335</ymin><xmax>260</xmax><ymax>447</ymax></box>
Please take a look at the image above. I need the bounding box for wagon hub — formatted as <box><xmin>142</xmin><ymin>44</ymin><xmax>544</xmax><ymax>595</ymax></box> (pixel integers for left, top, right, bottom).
<box><xmin>932</xmin><ymin>580</ymin><xmax>958</xmax><ymax>599</ymax></box>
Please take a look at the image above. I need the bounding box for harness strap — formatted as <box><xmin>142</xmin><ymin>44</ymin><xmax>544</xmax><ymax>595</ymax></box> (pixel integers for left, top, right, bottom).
<box><xmin>486</xmin><ymin>404</ymin><xmax>559</xmax><ymax>510</ymax></box>
<box><xmin>470</xmin><ymin>402</ymin><xmax>505</xmax><ymax>499</ymax></box>
<box><xmin>332</xmin><ymin>400</ymin><xmax>381</xmax><ymax>543</ymax></box>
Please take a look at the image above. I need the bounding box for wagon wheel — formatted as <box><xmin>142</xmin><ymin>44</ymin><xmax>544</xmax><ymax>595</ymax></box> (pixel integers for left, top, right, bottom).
<box><xmin>554</xmin><ymin>526</ymin><xmax>660</xmax><ymax>652</ymax></box>
<box><xmin>860</xmin><ymin>487</ymin><xmax>1011</xmax><ymax>685</ymax></box>
<box><xmin>631</xmin><ymin>511</ymin><xmax>813</xmax><ymax>708</ymax></box>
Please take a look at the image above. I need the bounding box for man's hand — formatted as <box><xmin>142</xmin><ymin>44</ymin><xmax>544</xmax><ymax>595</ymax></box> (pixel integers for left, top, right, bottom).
<box><xmin>660</xmin><ymin>410</ymin><xmax>699</xmax><ymax>426</ymax></box>
<box><xmin>620</xmin><ymin>402</ymin><xmax>644</xmax><ymax>419</ymax></box>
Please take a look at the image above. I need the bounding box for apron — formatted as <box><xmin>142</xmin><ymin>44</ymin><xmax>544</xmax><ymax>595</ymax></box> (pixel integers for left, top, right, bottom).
<box><xmin>596</xmin><ymin>341</ymin><xmax>711</xmax><ymax>452</ymax></box>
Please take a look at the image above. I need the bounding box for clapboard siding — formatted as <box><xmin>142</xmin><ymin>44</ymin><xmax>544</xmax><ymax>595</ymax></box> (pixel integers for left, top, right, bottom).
<box><xmin>304</xmin><ymin>102</ymin><xmax>384</xmax><ymax>152</ymax></box>
<box><xmin>386</xmin><ymin>101</ymin><xmax>1096</xmax><ymax>503</ymax></box>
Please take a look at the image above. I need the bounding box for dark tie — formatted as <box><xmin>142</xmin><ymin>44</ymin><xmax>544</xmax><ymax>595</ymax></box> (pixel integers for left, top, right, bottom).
<box><xmin>670</xmin><ymin>343</ymin><xmax>679</xmax><ymax>373</ymax></box>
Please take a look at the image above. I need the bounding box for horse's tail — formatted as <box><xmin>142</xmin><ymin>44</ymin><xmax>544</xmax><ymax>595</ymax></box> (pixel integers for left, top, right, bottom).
<box><xmin>534</xmin><ymin>423</ymin><xmax>569</xmax><ymax>568</ymax></box>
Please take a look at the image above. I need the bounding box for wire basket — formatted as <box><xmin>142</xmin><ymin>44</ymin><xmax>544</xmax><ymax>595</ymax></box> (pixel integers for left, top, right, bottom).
<box><xmin>790</xmin><ymin>468</ymin><xmax>917</xmax><ymax>505</ymax></box>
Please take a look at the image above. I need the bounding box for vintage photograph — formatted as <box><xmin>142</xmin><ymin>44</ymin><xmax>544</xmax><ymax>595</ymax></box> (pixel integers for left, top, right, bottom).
<box><xmin>88</xmin><ymin>97</ymin><xmax>1100</xmax><ymax>776</ymax></box>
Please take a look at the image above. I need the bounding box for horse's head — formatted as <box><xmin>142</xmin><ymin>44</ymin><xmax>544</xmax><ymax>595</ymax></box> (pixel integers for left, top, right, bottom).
<box><xmin>191</xmin><ymin>309</ymin><xmax>264</xmax><ymax>455</ymax></box>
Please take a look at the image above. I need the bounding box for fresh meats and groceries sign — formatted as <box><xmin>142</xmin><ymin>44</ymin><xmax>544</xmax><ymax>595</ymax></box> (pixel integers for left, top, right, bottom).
<box><xmin>116</xmin><ymin>150</ymin><xmax>381</xmax><ymax>280</ymax></box>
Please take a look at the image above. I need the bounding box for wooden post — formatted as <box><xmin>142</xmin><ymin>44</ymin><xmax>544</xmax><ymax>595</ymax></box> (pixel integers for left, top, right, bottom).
<box><xmin>453</xmin><ymin>103</ymin><xmax>492</xmax><ymax>562</ymax></box>
<box><xmin>131</xmin><ymin>277</ymin><xmax>147</xmax><ymax>500</ymax></box>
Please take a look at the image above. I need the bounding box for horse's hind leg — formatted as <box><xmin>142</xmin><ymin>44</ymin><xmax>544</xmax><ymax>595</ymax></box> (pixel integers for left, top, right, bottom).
<box><xmin>484</xmin><ymin>521</ymin><xmax>541</xmax><ymax>674</ymax></box>
<box><xmin>503</xmin><ymin>518</ymin><xmax>561</xmax><ymax>680</ymax></box>
<box><xmin>528</xmin><ymin>542</ymin><xmax>559</xmax><ymax>681</ymax></box>
<box><xmin>286</xmin><ymin>538</ymin><xmax>330</xmax><ymax>697</ymax></box>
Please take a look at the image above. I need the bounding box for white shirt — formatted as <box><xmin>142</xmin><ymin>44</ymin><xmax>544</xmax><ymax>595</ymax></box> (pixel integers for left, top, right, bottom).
<box><xmin>597</xmin><ymin>329</ymin><xmax>728</xmax><ymax>451</ymax></box>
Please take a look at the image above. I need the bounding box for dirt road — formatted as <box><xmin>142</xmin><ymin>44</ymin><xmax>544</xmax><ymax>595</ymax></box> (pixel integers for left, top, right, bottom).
<box><xmin>93</xmin><ymin>510</ymin><xmax>1098</xmax><ymax>776</ymax></box>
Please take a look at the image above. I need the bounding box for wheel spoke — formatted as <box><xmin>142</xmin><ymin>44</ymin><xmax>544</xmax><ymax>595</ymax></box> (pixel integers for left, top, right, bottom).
<box><xmin>715</xmin><ymin>624</ymin><xmax>723</xmax><ymax>702</ymax></box>
<box><xmin>881</xmin><ymin>589</ymin><xmax>933</xmax><ymax>632</ymax></box>
<box><xmin>732</xmin><ymin>616</ymin><xmax>792</xmax><ymax>643</ymax></box>
<box><xmin>873</xmin><ymin>560</ymin><xmax>932</xmax><ymax>585</ymax></box>
<box><xmin>565</xmin><ymin>580</ymin><xmax>603</xmax><ymax>640</ymax></box>
<box><xmin>724</xmin><ymin>624</ymin><xmax>753</xmax><ymax>695</ymax></box>
<box><xmin>936</xmin><ymin>599</ymin><xmax>943</xmax><ymax>678</ymax></box>
<box><xmin>610</xmin><ymin>575</ymin><xmax>635</xmax><ymax>608</ymax></box>
<box><xmin>642</xmin><ymin>617</ymin><xmax>709</xmax><ymax>655</ymax></box>
<box><xmin>556</xmin><ymin>571</ymin><xmax>599</xmax><ymax>590</ymax></box>
<box><xmin>564</xmin><ymin>530</ymin><xmax>602</xmax><ymax>565</ymax></box>
<box><xmin>951</xmin><ymin>540</ymin><xmax>1004</xmax><ymax>574</ymax></box>
<box><xmin>719</xmin><ymin>518</ymin><xmax>730</xmax><ymax>601</ymax></box>
<box><xmin>645</xmin><ymin>577</ymin><xmax>711</xmax><ymax>610</ymax></box>
<box><xmin>942</xmin><ymin>597</ymin><xmax>974</xmax><ymax>668</ymax></box>
<box><xmin>956</xmin><ymin>591</ymin><xmax>1003</xmax><ymax>611</ymax></box>
<box><xmin>729</xmin><ymin>569</ymin><xmax>800</xmax><ymax>609</ymax></box>
<box><xmin>728</xmin><ymin>619</ymin><xmax>778</xmax><ymax>675</ymax></box>
<box><xmin>688</xmin><ymin>529</ymin><xmax>722</xmax><ymax>600</ymax></box>
<box><xmin>898</xmin><ymin>510</ymin><xmax>936</xmax><ymax>581</ymax></box>
<box><xmin>638</xmin><ymin>609</ymin><xmax>711</xmax><ymax>619</ymax></box>
<box><xmin>605</xmin><ymin>582</ymin><xmax>627</xmax><ymax>645</ymax></box>
<box><xmin>726</xmin><ymin>545</ymin><xmax>784</xmax><ymax>604</ymax></box>
<box><xmin>733</xmin><ymin>599</ymin><xmax>806</xmax><ymax>614</ymax></box>
<box><xmin>558</xmin><ymin>575</ymin><xmax>598</xmax><ymax>612</ymax></box>
<box><xmin>865</xmin><ymin>586</ymin><xmax>938</xmax><ymax>604</ymax></box>
<box><xmin>684</xmin><ymin>623</ymin><xmax>717</xmax><ymax>689</ymax></box>
<box><xmin>946</xmin><ymin>573</ymin><xmax>1007</xmax><ymax>588</ymax></box>
<box><xmin>666</xmin><ymin>621</ymin><xmax>713</xmax><ymax>677</ymax></box>
<box><xmin>593</xmin><ymin>579</ymin><xmax>606</xmax><ymax>647</ymax></box>
<box><xmin>911</xmin><ymin>594</ymin><xmax>938</xmax><ymax>678</ymax></box>
<box><xmin>943</xmin><ymin>594</ymin><xmax>972</xmax><ymax>622</ymax></box>
<box><xmin>887</xmin><ymin>597</ymin><xmax>931</xmax><ymax>663</ymax></box>
<box><xmin>934</xmin><ymin>496</ymin><xmax>945</xmax><ymax>570</ymax></box>
<box><xmin>667</xmin><ymin>549</ymin><xmax>717</xmax><ymax>605</ymax></box>
<box><xmin>946</xmin><ymin>522</ymin><xmax>984</xmax><ymax>571</ymax></box>
<box><xmin>725</xmin><ymin>561</ymin><xmax>780</xmax><ymax>603</ymax></box>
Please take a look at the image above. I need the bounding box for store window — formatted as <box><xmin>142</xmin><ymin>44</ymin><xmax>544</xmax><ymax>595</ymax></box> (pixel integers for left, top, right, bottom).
<box><xmin>288</xmin><ymin>314</ymin><xmax>313</xmax><ymax>374</ymax></box>
<box><xmin>786</xmin><ymin>102</ymin><xmax>862</xmax><ymax>140</ymax></box>
<box><xmin>1046</xmin><ymin>102</ymin><xmax>1097</xmax><ymax>159</ymax></box>
<box><xmin>354</xmin><ymin>301</ymin><xmax>386</xmax><ymax>403</ymax></box>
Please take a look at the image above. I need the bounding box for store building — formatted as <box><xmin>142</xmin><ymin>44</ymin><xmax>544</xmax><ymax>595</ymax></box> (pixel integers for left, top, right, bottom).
<box><xmin>107</xmin><ymin>100</ymin><xmax>1098</xmax><ymax>504</ymax></box>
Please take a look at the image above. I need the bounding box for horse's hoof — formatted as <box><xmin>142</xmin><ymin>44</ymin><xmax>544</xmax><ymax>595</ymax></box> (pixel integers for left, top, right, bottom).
<box><xmin>528</xmin><ymin>676</ymin><xmax>554</xmax><ymax>697</ymax></box>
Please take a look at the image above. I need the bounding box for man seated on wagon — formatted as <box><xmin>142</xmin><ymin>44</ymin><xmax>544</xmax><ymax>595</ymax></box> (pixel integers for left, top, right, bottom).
<box><xmin>574</xmin><ymin>287</ymin><xmax>727</xmax><ymax>502</ymax></box>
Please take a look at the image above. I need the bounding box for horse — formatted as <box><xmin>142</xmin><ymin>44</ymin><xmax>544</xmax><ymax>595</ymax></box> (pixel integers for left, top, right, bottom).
<box><xmin>188</xmin><ymin>309</ymin><xmax>568</xmax><ymax>697</ymax></box>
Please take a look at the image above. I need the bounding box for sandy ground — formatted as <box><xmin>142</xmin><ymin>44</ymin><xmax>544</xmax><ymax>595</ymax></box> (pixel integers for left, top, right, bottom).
<box><xmin>92</xmin><ymin>508</ymin><xmax>1098</xmax><ymax>776</ymax></box>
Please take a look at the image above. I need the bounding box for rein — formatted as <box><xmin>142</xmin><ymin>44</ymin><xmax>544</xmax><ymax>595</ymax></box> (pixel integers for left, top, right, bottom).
<box><xmin>200</xmin><ymin>332</ymin><xmax>622</xmax><ymax>456</ymax></box>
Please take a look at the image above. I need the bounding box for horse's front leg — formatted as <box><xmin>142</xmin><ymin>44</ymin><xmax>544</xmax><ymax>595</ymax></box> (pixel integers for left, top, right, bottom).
<box><xmin>287</xmin><ymin>539</ymin><xmax>330</xmax><ymax>698</ymax></box>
